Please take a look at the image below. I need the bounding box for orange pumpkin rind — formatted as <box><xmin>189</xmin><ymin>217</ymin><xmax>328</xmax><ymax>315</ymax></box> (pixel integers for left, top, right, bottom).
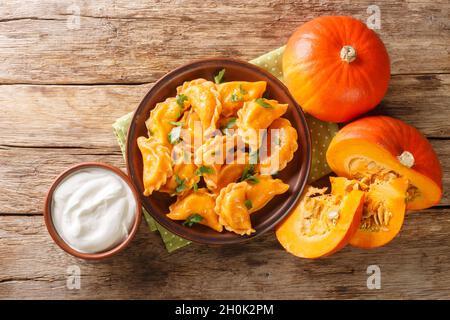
<box><xmin>276</xmin><ymin>183</ymin><xmax>365</xmax><ymax>259</ymax></box>
<box><xmin>326</xmin><ymin>116</ymin><xmax>442</xmax><ymax>210</ymax></box>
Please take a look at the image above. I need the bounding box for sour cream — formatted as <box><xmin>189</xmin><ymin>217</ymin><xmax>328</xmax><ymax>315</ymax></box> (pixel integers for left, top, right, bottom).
<box><xmin>51</xmin><ymin>167</ymin><xmax>137</xmax><ymax>254</ymax></box>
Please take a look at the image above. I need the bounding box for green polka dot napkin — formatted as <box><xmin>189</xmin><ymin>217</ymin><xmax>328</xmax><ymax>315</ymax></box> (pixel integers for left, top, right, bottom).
<box><xmin>112</xmin><ymin>46</ymin><xmax>338</xmax><ymax>252</ymax></box>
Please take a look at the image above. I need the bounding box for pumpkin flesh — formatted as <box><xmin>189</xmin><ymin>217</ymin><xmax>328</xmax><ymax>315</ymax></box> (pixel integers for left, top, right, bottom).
<box><xmin>327</xmin><ymin>116</ymin><xmax>442</xmax><ymax>210</ymax></box>
<box><xmin>276</xmin><ymin>183</ymin><xmax>364</xmax><ymax>259</ymax></box>
<box><xmin>330</xmin><ymin>176</ymin><xmax>408</xmax><ymax>248</ymax></box>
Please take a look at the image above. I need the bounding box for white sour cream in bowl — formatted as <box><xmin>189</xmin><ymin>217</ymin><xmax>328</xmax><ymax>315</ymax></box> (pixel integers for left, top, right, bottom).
<box><xmin>45</xmin><ymin>163</ymin><xmax>141</xmax><ymax>259</ymax></box>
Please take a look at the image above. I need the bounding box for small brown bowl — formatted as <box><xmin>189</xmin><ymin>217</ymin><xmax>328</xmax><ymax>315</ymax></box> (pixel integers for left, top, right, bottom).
<box><xmin>126</xmin><ymin>58</ymin><xmax>311</xmax><ymax>245</ymax></box>
<box><xmin>44</xmin><ymin>162</ymin><xmax>142</xmax><ymax>260</ymax></box>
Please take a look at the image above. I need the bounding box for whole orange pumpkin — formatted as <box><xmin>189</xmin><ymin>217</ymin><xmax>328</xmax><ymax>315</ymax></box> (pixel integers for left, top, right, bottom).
<box><xmin>283</xmin><ymin>16</ymin><xmax>390</xmax><ymax>122</ymax></box>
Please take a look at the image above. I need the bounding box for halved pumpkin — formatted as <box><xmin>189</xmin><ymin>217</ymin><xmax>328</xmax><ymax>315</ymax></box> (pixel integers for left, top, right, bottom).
<box><xmin>276</xmin><ymin>183</ymin><xmax>364</xmax><ymax>259</ymax></box>
<box><xmin>327</xmin><ymin>116</ymin><xmax>442</xmax><ymax>210</ymax></box>
<box><xmin>330</xmin><ymin>176</ymin><xmax>409</xmax><ymax>248</ymax></box>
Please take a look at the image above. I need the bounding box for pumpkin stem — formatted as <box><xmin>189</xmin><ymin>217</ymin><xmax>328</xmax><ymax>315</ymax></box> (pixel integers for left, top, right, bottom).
<box><xmin>340</xmin><ymin>45</ymin><xmax>357</xmax><ymax>63</ymax></box>
<box><xmin>397</xmin><ymin>151</ymin><xmax>415</xmax><ymax>168</ymax></box>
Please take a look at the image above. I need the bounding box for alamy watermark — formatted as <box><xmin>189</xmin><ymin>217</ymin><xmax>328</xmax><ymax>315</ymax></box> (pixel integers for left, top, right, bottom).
<box><xmin>366</xmin><ymin>265</ymin><xmax>381</xmax><ymax>290</ymax></box>
<box><xmin>66</xmin><ymin>265</ymin><xmax>81</xmax><ymax>290</ymax></box>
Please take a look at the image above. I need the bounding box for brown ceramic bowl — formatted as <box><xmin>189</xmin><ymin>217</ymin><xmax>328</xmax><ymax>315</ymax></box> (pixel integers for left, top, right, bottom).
<box><xmin>44</xmin><ymin>162</ymin><xmax>142</xmax><ymax>260</ymax></box>
<box><xmin>126</xmin><ymin>58</ymin><xmax>311</xmax><ymax>245</ymax></box>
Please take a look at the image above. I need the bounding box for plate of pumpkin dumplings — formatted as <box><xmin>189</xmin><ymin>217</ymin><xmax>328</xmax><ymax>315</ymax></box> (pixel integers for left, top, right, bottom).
<box><xmin>126</xmin><ymin>58</ymin><xmax>311</xmax><ymax>244</ymax></box>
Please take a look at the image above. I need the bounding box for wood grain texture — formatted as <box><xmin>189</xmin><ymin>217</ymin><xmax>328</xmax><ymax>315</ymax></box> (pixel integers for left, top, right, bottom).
<box><xmin>0</xmin><ymin>0</ymin><xmax>448</xmax><ymax>84</ymax></box>
<box><xmin>0</xmin><ymin>210</ymin><xmax>449</xmax><ymax>299</ymax></box>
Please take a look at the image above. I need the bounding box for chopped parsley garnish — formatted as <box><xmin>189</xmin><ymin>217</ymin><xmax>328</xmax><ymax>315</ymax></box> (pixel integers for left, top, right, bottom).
<box><xmin>240</xmin><ymin>164</ymin><xmax>259</xmax><ymax>184</ymax></box>
<box><xmin>223</xmin><ymin>117</ymin><xmax>237</xmax><ymax>129</ymax></box>
<box><xmin>169</xmin><ymin>121</ymin><xmax>184</xmax><ymax>126</ymax></box>
<box><xmin>244</xmin><ymin>199</ymin><xmax>253</xmax><ymax>210</ymax></box>
<box><xmin>245</xmin><ymin>175</ymin><xmax>260</xmax><ymax>184</ymax></box>
<box><xmin>214</xmin><ymin>69</ymin><xmax>226</xmax><ymax>84</ymax></box>
<box><xmin>195</xmin><ymin>165</ymin><xmax>214</xmax><ymax>176</ymax></box>
<box><xmin>239</xmin><ymin>84</ymin><xmax>248</xmax><ymax>95</ymax></box>
<box><xmin>255</xmin><ymin>98</ymin><xmax>273</xmax><ymax>109</ymax></box>
<box><xmin>221</xmin><ymin>117</ymin><xmax>237</xmax><ymax>136</ymax></box>
<box><xmin>176</xmin><ymin>94</ymin><xmax>188</xmax><ymax>107</ymax></box>
<box><xmin>193</xmin><ymin>181</ymin><xmax>199</xmax><ymax>191</ymax></box>
<box><xmin>168</xmin><ymin>126</ymin><xmax>182</xmax><ymax>144</ymax></box>
<box><xmin>182</xmin><ymin>213</ymin><xmax>203</xmax><ymax>227</ymax></box>
<box><xmin>230</xmin><ymin>93</ymin><xmax>244</xmax><ymax>102</ymax></box>
<box><xmin>175</xmin><ymin>175</ymin><xmax>186</xmax><ymax>193</ymax></box>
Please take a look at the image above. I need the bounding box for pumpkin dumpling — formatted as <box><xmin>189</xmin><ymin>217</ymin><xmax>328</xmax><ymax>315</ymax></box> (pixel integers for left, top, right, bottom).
<box><xmin>216</xmin><ymin>81</ymin><xmax>267</xmax><ymax>117</ymax></box>
<box><xmin>215</xmin><ymin>182</ymin><xmax>255</xmax><ymax>236</ymax></box>
<box><xmin>177</xmin><ymin>79</ymin><xmax>222</xmax><ymax>138</ymax></box>
<box><xmin>175</xmin><ymin>109</ymin><xmax>201</xmax><ymax>147</ymax></box>
<box><xmin>204</xmin><ymin>153</ymin><xmax>250</xmax><ymax>192</ymax></box>
<box><xmin>258</xmin><ymin>118</ymin><xmax>298</xmax><ymax>175</ymax></box>
<box><xmin>276</xmin><ymin>181</ymin><xmax>365</xmax><ymax>259</ymax></box>
<box><xmin>145</xmin><ymin>97</ymin><xmax>186</xmax><ymax>148</ymax></box>
<box><xmin>194</xmin><ymin>134</ymin><xmax>244</xmax><ymax>167</ymax></box>
<box><xmin>137</xmin><ymin>137</ymin><xmax>173</xmax><ymax>196</ymax></box>
<box><xmin>160</xmin><ymin>163</ymin><xmax>200</xmax><ymax>196</ymax></box>
<box><xmin>167</xmin><ymin>188</ymin><xmax>223</xmax><ymax>232</ymax></box>
<box><xmin>245</xmin><ymin>175</ymin><xmax>289</xmax><ymax>213</ymax></box>
<box><xmin>237</xmin><ymin>98</ymin><xmax>288</xmax><ymax>150</ymax></box>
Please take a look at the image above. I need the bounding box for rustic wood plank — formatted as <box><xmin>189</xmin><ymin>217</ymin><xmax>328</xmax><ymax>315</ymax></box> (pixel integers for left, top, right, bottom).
<box><xmin>377</xmin><ymin>74</ymin><xmax>450</xmax><ymax>138</ymax></box>
<box><xmin>0</xmin><ymin>139</ymin><xmax>448</xmax><ymax>214</ymax></box>
<box><xmin>0</xmin><ymin>0</ymin><xmax>448</xmax><ymax>84</ymax></box>
<box><xmin>0</xmin><ymin>147</ymin><xmax>125</xmax><ymax>214</ymax></box>
<box><xmin>0</xmin><ymin>74</ymin><xmax>448</xmax><ymax>153</ymax></box>
<box><xmin>0</xmin><ymin>209</ymin><xmax>449</xmax><ymax>299</ymax></box>
<box><xmin>0</xmin><ymin>84</ymin><xmax>151</xmax><ymax>149</ymax></box>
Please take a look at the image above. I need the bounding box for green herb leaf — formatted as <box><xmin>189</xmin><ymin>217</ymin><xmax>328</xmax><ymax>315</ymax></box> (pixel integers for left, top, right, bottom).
<box><xmin>169</xmin><ymin>121</ymin><xmax>184</xmax><ymax>126</ymax></box>
<box><xmin>176</xmin><ymin>94</ymin><xmax>188</xmax><ymax>107</ymax></box>
<box><xmin>182</xmin><ymin>213</ymin><xmax>203</xmax><ymax>227</ymax></box>
<box><xmin>239</xmin><ymin>84</ymin><xmax>248</xmax><ymax>95</ymax></box>
<box><xmin>193</xmin><ymin>181</ymin><xmax>198</xmax><ymax>192</ymax></box>
<box><xmin>221</xmin><ymin>117</ymin><xmax>237</xmax><ymax>135</ymax></box>
<box><xmin>214</xmin><ymin>69</ymin><xmax>226</xmax><ymax>84</ymax></box>
<box><xmin>175</xmin><ymin>175</ymin><xmax>186</xmax><ymax>193</ymax></box>
<box><xmin>230</xmin><ymin>93</ymin><xmax>244</xmax><ymax>102</ymax></box>
<box><xmin>245</xmin><ymin>175</ymin><xmax>259</xmax><ymax>184</ymax></box>
<box><xmin>195</xmin><ymin>165</ymin><xmax>214</xmax><ymax>176</ymax></box>
<box><xmin>241</xmin><ymin>164</ymin><xmax>255</xmax><ymax>180</ymax></box>
<box><xmin>244</xmin><ymin>199</ymin><xmax>253</xmax><ymax>210</ymax></box>
<box><xmin>255</xmin><ymin>98</ymin><xmax>273</xmax><ymax>109</ymax></box>
<box><xmin>240</xmin><ymin>164</ymin><xmax>259</xmax><ymax>184</ymax></box>
<box><xmin>223</xmin><ymin>117</ymin><xmax>237</xmax><ymax>129</ymax></box>
<box><xmin>168</xmin><ymin>126</ymin><xmax>182</xmax><ymax>144</ymax></box>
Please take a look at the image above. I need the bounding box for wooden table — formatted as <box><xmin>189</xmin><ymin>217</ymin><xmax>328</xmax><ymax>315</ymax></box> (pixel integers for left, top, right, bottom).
<box><xmin>0</xmin><ymin>0</ymin><xmax>449</xmax><ymax>299</ymax></box>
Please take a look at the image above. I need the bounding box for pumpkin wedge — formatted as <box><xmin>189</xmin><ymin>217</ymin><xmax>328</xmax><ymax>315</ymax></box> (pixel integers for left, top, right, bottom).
<box><xmin>276</xmin><ymin>183</ymin><xmax>364</xmax><ymax>259</ymax></box>
<box><xmin>327</xmin><ymin>116</ymin><xmax>442</xmax><ymax>210</ymax></box>
<box><xmin>330</xmin><ymin>176</ymin><xmax>409</xmax><ymax>248</ymax></box>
